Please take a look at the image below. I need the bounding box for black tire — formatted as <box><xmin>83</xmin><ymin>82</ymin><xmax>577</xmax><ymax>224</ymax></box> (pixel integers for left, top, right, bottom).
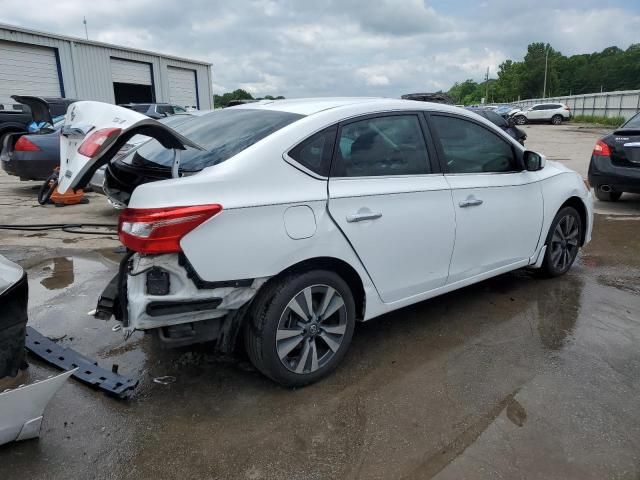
<box><xmin>541</xmin><ymin>206</ymin><xmax>583</xmax><ymax>277</ymax></box>
<box><xmin>551</xmin><ymin>114</ymin><xmax>563</xmax><ymax>125</ymax></box>
<box><xmin>594</xmin><ymin>189</ymin><xmax>622</xmax><ymax>202</ymax></box>
<box><xmin>514</xmin><ymin>115</ymin><xmax>527</xmax><ymax>125</ymax></box>
<box><xmin>244</xmin><ymin>270</ymin><xmax>356</xmax><ymax>387</ymax></box>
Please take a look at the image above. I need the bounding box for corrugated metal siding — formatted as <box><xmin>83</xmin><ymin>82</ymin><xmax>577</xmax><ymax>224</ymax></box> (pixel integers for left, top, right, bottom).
<box><xmin>0</xmin><ymin>25</ymin><xmax>212</xmax><ymax>109</ymax></box>
<box><xmin>110</xmin><ymin>58</ymin><xmax>152</xmax><ymax>85</ymax></box>
<box><xmin>167</xmin><ymin>66</ymin><xmax>198</xmax><ymax>108</ymax></box>
<box><xmin>0</xmin><ymin>40</ymin><xmax>61</xmax><ymax>106</ymax></box>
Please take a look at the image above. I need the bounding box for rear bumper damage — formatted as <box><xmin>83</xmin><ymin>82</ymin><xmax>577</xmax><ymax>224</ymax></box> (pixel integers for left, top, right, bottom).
<box><xmin>96</xmin><ymin>252</ymin><xmax>268</xmax><ymax>349</ymax></box>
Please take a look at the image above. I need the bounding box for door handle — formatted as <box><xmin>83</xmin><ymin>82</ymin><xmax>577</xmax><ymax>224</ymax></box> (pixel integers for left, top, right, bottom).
<box><xmin>459</xmin><ymin>199</ymin><xmax>483</xmax><ymax>208</ymax></box>
<box><xmin>346</xmin><ymin>212</ymin><xmax>382</xmax><ymax>223</ymax></box>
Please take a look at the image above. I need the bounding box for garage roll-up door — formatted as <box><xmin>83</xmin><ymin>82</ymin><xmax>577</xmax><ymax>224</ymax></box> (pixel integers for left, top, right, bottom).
<box><xmin>0</xmin><ymin>40</ymin><xmax>62</xmax><ymax>108</ymax></box>
<box><xmin>168</xmin><ymin>66</ymin><xmax>198</xmax><ymax>108</ymax></box>
<box><xmin>110</xmin><ymin>58</ymin><xmax>152</xmax><ymax>85</ymax></box>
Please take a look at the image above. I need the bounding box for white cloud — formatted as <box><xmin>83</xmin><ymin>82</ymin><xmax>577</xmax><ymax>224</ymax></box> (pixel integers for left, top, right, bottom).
<box><xmin>0</xmin><ymin>1</ymin><xmax>638</xmax><ymax>98</ymax></box>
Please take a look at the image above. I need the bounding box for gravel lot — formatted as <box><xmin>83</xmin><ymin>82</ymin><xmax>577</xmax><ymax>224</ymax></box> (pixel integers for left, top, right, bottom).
<box><xmin>1</xmin><ymin>124</ymin><xmax>639</xmax><ymax>480</ymax></box>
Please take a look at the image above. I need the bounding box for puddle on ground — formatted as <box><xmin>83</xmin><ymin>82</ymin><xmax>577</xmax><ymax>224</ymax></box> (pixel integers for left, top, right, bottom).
<box><xmin>40</xmin><ymin>257</ymin><xmax>74</xmax><ymax>290</ymax></box>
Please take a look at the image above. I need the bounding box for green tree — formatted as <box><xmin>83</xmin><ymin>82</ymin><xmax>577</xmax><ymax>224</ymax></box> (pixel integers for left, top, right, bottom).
<box><xmin>448</xmin><ymin>42</ymin><xmax>640</xmax><ymax>101</ymax></box>
<box><xmin>213</xmin><ymin>88</ymin><xmax>254</xmax><ymax>108</ymax></box>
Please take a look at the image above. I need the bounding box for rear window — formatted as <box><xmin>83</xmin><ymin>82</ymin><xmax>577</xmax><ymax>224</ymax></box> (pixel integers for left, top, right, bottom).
<box><xmin>123</xmin><ymin>104</ymin><xmax>150</xmax><ymax>113</ymax></box>
<box><xmin>126</xmin><ymin>109</ymin><xmax>304</xmax><ymax>171</ymax></box>
<box><xmin>621</xmin><ymin>113</ymin><xmax>640</xmax><ymax>129</ymax></box>
<box><xmin>483</xmin><ymin>111</ymin><xmax>508</xmax><ymax>128</ymax></box>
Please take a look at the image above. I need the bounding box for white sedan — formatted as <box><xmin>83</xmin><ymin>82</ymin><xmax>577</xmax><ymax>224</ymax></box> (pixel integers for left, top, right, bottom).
<box><xmin>58</xmin><ymin>98</ymin><xmax>593</xmax><ymax>386</ymax></box>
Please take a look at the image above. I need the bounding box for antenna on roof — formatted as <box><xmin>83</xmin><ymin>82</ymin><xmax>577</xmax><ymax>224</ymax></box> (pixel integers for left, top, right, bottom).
<box><xmin>83</xmin><ymin>16</ymin><xmax>88</xmax><ymax>40</ymax></box>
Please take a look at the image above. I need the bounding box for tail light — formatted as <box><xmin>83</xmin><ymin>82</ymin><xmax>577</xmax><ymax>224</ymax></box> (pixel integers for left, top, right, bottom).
<box><xmin>118</xmin><ymin>204</ymin><xmax>223</xmax><ymax>254</ymax></box>
<box><xmin>14</xmin><ymin>136</ymin><xmax>40</xmax><ymax>152</ymax></box>
<box><xmin>78</xmin><ymin>127</ymin><xmax>122</xmax><ymax>158</ymax></box>
<box><xmin>592</xmin><ymin>139</ymin><xmax>611</xmax><ymax>157</ymax></box>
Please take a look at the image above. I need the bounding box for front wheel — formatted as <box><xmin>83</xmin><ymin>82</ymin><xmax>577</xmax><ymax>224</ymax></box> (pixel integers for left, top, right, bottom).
<box><xmin>541</xmin><ymin>206</ymin><xmax>582</xmax><ymax>277</ymax></box>
<box><xmin>551</xmin><ymin>114</ymin><xmax>563</xmax><ymax>125</ymax></box>
<box><xmin>514</xmin><ymin>115</ymin><xmax>527</xmax><ymax>125</ymax></box>
<box><xmin>244</xmin><ymin>270</ymin><xmax>356</xmax><ymax>387</ymax></box>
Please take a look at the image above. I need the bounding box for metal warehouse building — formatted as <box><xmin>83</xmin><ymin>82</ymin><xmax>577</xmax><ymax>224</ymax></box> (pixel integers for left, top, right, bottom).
<box><xmin>0</xmin><ymin>23</ymin><xmax>212</xmax><ymax>110</ymax></box>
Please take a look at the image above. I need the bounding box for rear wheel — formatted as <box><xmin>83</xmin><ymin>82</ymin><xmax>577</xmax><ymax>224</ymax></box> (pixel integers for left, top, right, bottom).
<box><xmin>541</xmin><ymin>206</ymin><xmax>582</xmax><ymax>277</ymax></box>
<box><xmin>515</xmin><ymin>115</ymin><xmax>527</xmax><ymax>125</ymax></box>
<box><xmin>551</xmin><ymin>114</ymin><xmax>563</xmax><ymax>125</ymax></box>
<box><xmin>594</xmin><ymin>189</ymin><xmax>622</xmax><ymax>202</ymax></box>
<box><xmin>244</xmin><ymin>270</ymin><xmax>356</xmax><ymax>387</ymax></box>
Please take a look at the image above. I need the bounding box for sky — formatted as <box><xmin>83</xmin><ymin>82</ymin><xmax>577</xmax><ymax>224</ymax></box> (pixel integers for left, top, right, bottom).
<box><xmin>1</xmin><ymin>0</ymin><xmax>639</xmax><ymax>98</ymax></box>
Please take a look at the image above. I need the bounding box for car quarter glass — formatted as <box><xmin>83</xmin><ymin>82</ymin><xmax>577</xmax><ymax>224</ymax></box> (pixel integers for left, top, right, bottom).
<box><xmin>429</xmin><ymin>115</ymin><xmax>516</xmax><ymax>174</ymax></box>
<box><xmin>287</xmin><ymin>126</ymin><xmax>337</xmax><ymax>177</ymax></box>
<box><xmin>332</xmin><ymin>114</ymin><xmax>430</xmax><ymax>177</ymax></box>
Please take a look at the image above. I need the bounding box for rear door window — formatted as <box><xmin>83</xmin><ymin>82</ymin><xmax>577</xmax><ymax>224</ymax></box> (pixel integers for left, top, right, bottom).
<box><xmin>126</xmin><ymin>109</ymin><xmax>304</xmax><ymax>171</ymax></box>
<box><xmin>332</xmin><ymin>115</ymin><xmax>430</xmax><ymax>177</ymax></box>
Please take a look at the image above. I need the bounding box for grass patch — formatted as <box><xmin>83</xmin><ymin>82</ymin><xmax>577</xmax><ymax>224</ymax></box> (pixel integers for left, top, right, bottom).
<box><xmin>571</xmin><ymin>114</ymin><xmax>626</xmax><ymax>127</ymax></box>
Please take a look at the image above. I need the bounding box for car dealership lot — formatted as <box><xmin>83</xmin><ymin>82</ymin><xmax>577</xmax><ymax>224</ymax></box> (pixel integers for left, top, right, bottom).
<box><xmin>1</xmin><ymin>124</ymin><xmax>639</xmax><ymax>479</ymax></box>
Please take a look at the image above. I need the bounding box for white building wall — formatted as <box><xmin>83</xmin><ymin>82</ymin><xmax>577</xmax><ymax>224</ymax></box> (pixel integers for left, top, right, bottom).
<box><xmin>0</xmin><ymin>24</ymin><xmax>212</xmax><ymax>109</ymax></box>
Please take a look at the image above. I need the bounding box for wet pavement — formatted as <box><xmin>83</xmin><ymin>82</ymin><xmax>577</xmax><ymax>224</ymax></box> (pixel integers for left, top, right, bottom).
<box><xmin>0</xmin><ymin>214</ymin><xmax>639</xmax><ymax>479</ymax></box>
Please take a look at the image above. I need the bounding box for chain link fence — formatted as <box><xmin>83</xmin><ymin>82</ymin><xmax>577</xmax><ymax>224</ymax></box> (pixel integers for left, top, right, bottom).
<box><xmin>516</xmin><ymin>90</ymin><xmax>640</xmax><ymax>120</ymax></box>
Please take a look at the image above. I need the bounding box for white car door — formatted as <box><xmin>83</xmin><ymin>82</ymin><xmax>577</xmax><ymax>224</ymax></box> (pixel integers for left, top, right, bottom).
<box><xmin>328</xmin><ymin>113</ymin><xmax>456</xmax><ymax>303</ymax></box>
<box><xmin>428</xmin><ymin>113</ymin><xmax>543</xmax><ymax>284</ymax></box>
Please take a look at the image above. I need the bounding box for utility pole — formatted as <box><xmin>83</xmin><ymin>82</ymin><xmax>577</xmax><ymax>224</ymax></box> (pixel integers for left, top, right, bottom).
<box><xmin>542</xmin><ymin>46</ymin><xmax>549</xmax><ymax>99</ymax></box>
<box><xmin>83</xmin><ymin>16</ymin><xmax>88</xmax><ymax>40</ymax></box>
<box><xmin>484</xmin><ymin>66</ymin><xmax>489</xmax><ymax>104</ymax></box>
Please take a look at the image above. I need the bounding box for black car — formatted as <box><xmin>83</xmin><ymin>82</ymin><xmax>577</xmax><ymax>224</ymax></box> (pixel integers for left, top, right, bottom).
<box><xmin>119</xmin><ymin>103</ymin><xmax>188</xmax><ymax>119</ymax></box>
<box><xmin>466</xmin><ymin>107</ymin><xmax>527</xmax><ymax>145</ymax></box>
<box><xmin>588</xmin><ymin>112</ymin><xmax>640</xmax><ymax>201</ymax></box>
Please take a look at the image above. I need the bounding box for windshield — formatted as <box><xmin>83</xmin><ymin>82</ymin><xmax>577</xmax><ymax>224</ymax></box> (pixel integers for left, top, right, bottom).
<box><xmin>621</xmin><ymin>112</ymin><xmax>640</xmax><ymax>129</ymax></box>
<box><xmin>125</xmin><ymin>109</ymin><xmax>304</xmax><ymax>171</ymax></box>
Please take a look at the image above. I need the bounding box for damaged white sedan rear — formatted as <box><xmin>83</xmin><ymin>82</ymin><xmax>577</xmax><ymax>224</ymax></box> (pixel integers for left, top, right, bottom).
<box><xmin>60</xmin><ymin>98</ymin><xmax>593</xmax><ymax>386</ymax></box>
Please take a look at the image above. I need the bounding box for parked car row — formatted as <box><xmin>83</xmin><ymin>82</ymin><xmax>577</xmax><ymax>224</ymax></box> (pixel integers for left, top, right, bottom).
<box><xmin>52</xmin><ymin>98</ymin><xmax>592</xmax><ymax>386</ymax></box>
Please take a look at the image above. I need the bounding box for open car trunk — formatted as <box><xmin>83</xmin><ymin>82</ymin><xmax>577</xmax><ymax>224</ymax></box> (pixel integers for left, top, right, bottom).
<box><xmin>57</xmin><ymin>101</ymin><xmax>203</xmax><ymax>195</ymax></box>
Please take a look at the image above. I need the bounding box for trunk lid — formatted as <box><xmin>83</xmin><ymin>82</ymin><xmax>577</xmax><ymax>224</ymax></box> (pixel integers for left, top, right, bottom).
<box><xmin>609</xmin><ymin>130</ymin><xmax>640</xmax><ymax>168</ymax></box>
<box><xmin>10</xmin><ymin>95</ymin><xmax>55</xmax><ymax>125</ymax></box>
<box><xmin>57</xmin><ymin>101</ymin><xmax>204</xmax><ymax>194</ymax></box>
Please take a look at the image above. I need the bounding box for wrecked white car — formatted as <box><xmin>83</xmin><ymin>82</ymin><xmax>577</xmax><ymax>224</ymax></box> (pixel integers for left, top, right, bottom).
<box><xmin>59</xmin><ymin>99</ymin><xmax>592</xmax><ymax>387</ymax></box>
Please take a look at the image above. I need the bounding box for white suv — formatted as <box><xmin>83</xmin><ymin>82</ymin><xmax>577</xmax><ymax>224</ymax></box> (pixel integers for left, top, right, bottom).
<box><xmin>56</xmin><ymin>99</ymin><xmax>592</xmax><ymax>387</ymax></box>
<box><xmin>514</xmin><ymin>103</ymin><xmax>572</xmax><ymax>125</ymax></box>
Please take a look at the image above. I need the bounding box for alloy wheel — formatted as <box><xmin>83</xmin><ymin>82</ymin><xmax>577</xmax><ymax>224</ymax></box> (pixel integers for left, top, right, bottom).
<box><xmin>276</xmin><ymin>284</ymin><xmax>348</xmax><ymax>374</ymax></box>
<box><xmin>550</xmin><ymin>214</ymin><xmax>579</xmax><ymax>271</ymax></box>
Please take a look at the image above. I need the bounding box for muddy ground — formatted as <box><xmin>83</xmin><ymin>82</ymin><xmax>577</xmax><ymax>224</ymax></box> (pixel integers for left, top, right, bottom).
<box><xmin>1</xmin><ymin>124</ymin><xmax>639</xmax><ymax>479</ymax></box>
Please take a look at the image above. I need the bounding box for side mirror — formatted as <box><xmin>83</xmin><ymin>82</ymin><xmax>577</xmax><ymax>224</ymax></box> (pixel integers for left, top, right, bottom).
<box><xmin>524</xmin><ymin>151</ymin><xmax>545</xmax><ymax>171</ymax></box>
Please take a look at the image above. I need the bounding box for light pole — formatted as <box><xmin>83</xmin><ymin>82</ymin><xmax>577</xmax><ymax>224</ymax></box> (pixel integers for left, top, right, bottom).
<box><xmin>542</xmin><ymin>46</ymin><xmax>549</xmax><ymax>99</ymax></box>
<box><xmin>485</xmin><ymin>66</ymin><xmax>489</xmax><ymax>104</ymax></box>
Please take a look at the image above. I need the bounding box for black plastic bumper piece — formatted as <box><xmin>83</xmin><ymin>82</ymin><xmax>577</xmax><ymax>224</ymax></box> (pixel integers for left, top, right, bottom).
<box><xmin>25</xmin><ymin>326</ymin><xmax>138</xmax><ymax>399</ymax></box>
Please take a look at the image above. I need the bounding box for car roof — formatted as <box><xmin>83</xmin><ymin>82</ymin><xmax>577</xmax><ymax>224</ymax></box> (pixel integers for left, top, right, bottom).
<box><xmin>228</xmin><ymin>97</ymin><xmax>469</xmax><ymax>116</ymax></box>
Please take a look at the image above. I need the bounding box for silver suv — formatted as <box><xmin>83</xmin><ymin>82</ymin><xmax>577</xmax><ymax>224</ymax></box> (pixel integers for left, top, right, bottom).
<box><xmin>514</xmin><ymin>103</ymin><xmax>571</xmax><ymax>125</ymax></box>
